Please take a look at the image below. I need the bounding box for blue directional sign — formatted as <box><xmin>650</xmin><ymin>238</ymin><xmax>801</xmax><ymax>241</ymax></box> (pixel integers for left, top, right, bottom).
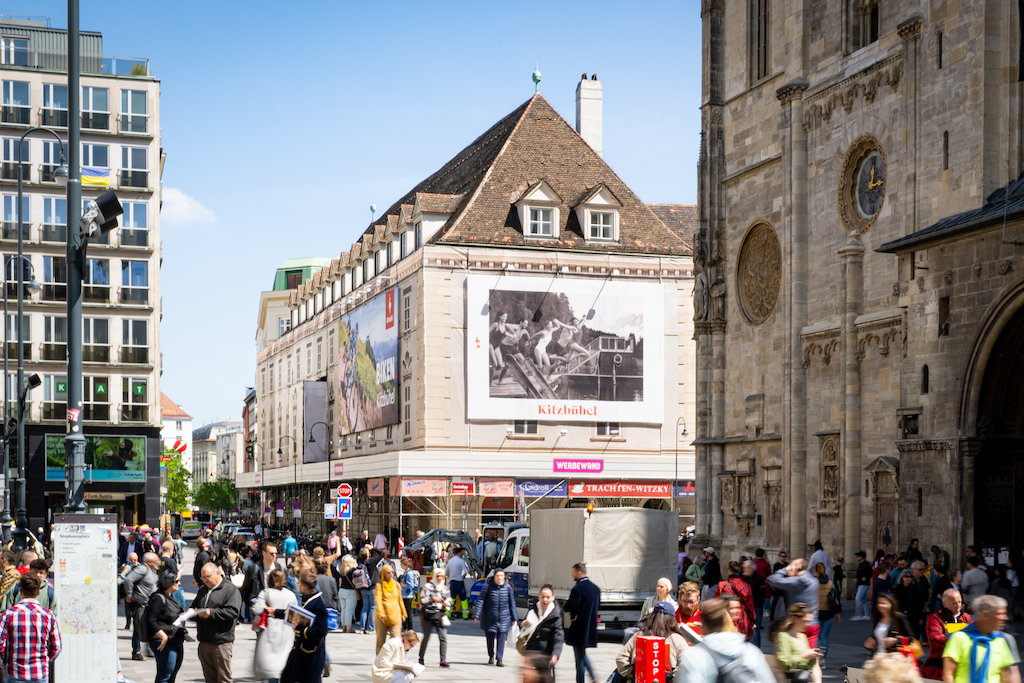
<box><xmin>337</xmin><ymin>497</ymin><xmax>352</xmax><ymax>520</ymax></box>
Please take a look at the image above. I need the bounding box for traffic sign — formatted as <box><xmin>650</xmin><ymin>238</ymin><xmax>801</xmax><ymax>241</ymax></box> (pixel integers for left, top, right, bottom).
<box><xmin>337</xmin><ymin>497</ymin><xmax>352</xmax><ymax>520</ymax></box>
<box><xmin>324</xmin><ymin>503</ymin><xmax>337</xmax><ymax>520</ymax></box>
<box><xmin>337</xmin><ymin>483</ymin><xmax>352</xmax><ymax>498</ymax></box>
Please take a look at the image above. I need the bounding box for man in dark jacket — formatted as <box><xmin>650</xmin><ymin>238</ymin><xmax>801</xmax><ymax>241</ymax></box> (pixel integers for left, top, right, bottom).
<box><xmin>563</xmin><ymin>562</ymin><xmax>600</xmax><ymax>683</ymax></box>
<box><xmin>852</xmin><ymin>550</ymin><xmax>873</xmax><ymax>620</ymax></box>
<box><xmin>192</xmin><ymin>538</ymin><xmax>211</xmax><ymax>586</ymax></box>
<box><xmin>279</xmin><ymin>571</ymin><xmax>330</xmax><ymax>683</ymax></box>
<box><xmin>701</xmin><ymin>547</ymin><xmax>722</xmax><ymax>598</ymax></box>
<box><xmin>123</xmin><ymin>552</ymin><xmax>159</xmax><ymax>660</ymax></box>
<box><xmin>769</xmin><ymin>550</ymin><xmax>788</xmax><ymax>619</ymax></box>
<box><xmin>240</xmin><ymin>541</ymin><xmax>278</xmax><ymax>608</ymax></box>
<box><xmin>192</xmin><ymin>562</ymin><xmax>242</xmax><ymax>683</ymax></box>
<box><xmin>741</xmin><ymin>560</ymin><xmax>765</xmax><ymax>646</ymax></box>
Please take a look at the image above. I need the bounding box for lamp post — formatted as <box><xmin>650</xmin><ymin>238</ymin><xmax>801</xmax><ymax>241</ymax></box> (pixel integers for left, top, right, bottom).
<box><xmin>307</xmin><ymin>421</ymin><xmax>330</xmax><ymax>530</ymax></box>
<box><xmin>277</xmin><ymin>435</ymin><xmax>298</xmax><ymax>531</ymax></box>
<box><xmin>1</xmin><ymin>256</ymin><xmax>40</xmax><ymax>544</ymax></box>
<box><xmin>14</xmin><ymin>128</ymin><xmax>67</xmax><ymax>550</ymax></box>
<box><xmin>674</xmin><ymin>415</ymin><xmax>689</xmax><ymax>513</ymax></box>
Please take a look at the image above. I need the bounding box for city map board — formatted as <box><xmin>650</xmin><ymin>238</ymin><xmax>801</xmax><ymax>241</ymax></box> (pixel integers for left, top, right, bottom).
<box><xmin>54</xmin><ymin>514</ymin><xmax>118</xmax><ymax>683</ymax></box>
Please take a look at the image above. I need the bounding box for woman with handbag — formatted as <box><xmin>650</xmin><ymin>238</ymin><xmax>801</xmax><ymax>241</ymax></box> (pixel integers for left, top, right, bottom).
<box><xmin>521</xmin><ymin>584</ymin><xmax>564</xmax><ymax>680</ymax></box>
<box><xmin>473</xmin><ymin>569</ymin><xmax>517</xmax><ymax>667</ymax></box>
<box><xmin>252</xmin><ymin>568</ymin><xmax>298</xmax><ymax>683</ymax></box>
<box><xmin>337</xmin><ymin>555</ymin><xmax>360</xmax><ymax>633</ymax></box>
<box><xmin>144</xmin><ymin>570</ymin><xmax>188</xmax><ymax>683</ymax></box>
<box><xmin>864</xmin><ymin>593</ymin><xmax>918</xmax><ymax>656</ymax></box>
<box><xmin>772</xmin><ymin>602</ymin><xmax>822</xmax><ymax>683</ymax></box>
<box><xmin>418</xmin><ymin>568</ymin><xmax>451</xmax><ymax>668</ymax></box>
<box><xmin>813</xmin><ymin>562</ymin><xmax>840</xmax><ymax>668</ymax></box>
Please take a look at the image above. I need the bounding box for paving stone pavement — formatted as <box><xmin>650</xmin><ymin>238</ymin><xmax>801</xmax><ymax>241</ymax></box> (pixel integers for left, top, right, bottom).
<box><xmin>117</xmin><ymin>548</ymin><xmax>1021</xmax><ymax>683</ymax></box>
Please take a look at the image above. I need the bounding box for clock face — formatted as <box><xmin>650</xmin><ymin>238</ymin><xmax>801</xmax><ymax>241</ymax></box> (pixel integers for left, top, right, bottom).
<box><xmin>855</xmin><ymin>151</ymin><xmax>885</xmax><ymax>219</ymax></box>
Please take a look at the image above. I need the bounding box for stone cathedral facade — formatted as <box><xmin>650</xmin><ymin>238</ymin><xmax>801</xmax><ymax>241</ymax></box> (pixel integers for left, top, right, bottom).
<box><xmin>693</xmin><ymin>0</ymin><xmax>1024</xmax><ymax>576</ymax></box>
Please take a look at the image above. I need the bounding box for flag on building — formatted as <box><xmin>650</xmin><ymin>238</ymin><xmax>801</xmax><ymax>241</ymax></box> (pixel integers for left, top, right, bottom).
<box><xmin>81</xmin><ymin>166</ymin><xmax>110</xmax><ymax>187</ymax></box>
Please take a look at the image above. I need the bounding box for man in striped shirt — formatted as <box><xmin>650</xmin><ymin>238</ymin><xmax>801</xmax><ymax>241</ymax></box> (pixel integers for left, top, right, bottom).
<box><xmin>0</xmin><ymin>573</ymin><xmax>62</xmax><ymax>682</ymax></box>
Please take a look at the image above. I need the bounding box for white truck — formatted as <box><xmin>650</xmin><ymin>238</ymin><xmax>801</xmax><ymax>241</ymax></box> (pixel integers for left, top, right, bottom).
<box><xmin>488</xmin><ymin>507</ymin><xmax>676</xmax><ymax>630</ymax></box>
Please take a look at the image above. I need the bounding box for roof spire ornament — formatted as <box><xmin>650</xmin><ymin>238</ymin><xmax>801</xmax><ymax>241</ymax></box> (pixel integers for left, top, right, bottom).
<box><xmin>370</xmin><ymin>201</ymin><xmax>377</xmax><ymax>221</ymax></box>
<box><xmin>532</xmin><ymin>64</ymin><xmax>542</xmax><ymax>93</ymax></box>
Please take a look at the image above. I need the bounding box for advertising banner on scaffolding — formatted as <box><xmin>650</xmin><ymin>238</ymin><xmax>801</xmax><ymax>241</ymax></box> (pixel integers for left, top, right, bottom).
<box><xmin>337</xmin><ymin>288</ymin><xmax>399</xmax><ymax>437</ymax></box>
<box><xmin>466</xmin><ymin>274</ymin><xmax>664</xmax><ymax>423</ymax></box>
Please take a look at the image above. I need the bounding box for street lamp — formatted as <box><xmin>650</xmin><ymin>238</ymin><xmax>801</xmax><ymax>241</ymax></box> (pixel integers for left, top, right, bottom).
<box><xmin>674</xmin><ymin>415</ymin><xmax>689</xmax><ymax>513</ymax></box>
<box><xmin>278</xmin><ymin>435</ymin><xmax>298</xmax><ymax>531</ymax></box>
<box><xmin>13</xmin><ymin>127</ymin><xmax>66</xmax><ymax>550</ymax></box>
<box><xmin>307</xmin><ymin>421</ymin><xmax>331</xmax><ymax>530</ymax></box>
<box><xmin>1</xmin><ymin>257</ymin><xmax>39</xmax><ymax>543</ymax></box>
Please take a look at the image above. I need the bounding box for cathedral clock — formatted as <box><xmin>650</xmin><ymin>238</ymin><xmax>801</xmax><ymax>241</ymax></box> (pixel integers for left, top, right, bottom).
<box><xmin>839</xmin><ymin>135</ymin><xmax>887</xmax><ymax>232</ymax></box>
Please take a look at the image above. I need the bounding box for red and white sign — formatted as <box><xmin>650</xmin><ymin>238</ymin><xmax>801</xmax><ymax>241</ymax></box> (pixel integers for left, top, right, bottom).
<box><xmin>333</xmin><ymin>462</ymin><xmax>344</xmax><ymax>477</ymax></box>
<box><xmin>66</xmin><ymin>408</ymin><xmax>80</xmax><ymax>422</ymax></box>
<box><xmin>254</xmin><ymin>473</ymin><xmax>261</xmax><ymax>486</ymax></box>
<box><xmin>634</xmin><ymin>636</ymin><xmax>667</xmax><ymax>683</ymax></box>
<box><xmin>367</xmin><ymin>478</ymin><xmax>385</xmax><ymax>497</ymax></box>
<box><xmin>567</xmin><ymin>480</ymin><xmax>672</xmax><ymax>498</ymax></box>
<box><xmin>385</xmin><ymin>289</ymin><xmax>396</xmax><ymax>329</ymax></box>
<box><xmin>337</xmin><ymin>483</ymin><xmax>352</xmax><ymax>498</ymax></box>
<box><xmin>554</xmin><ymin>458</ymin><xmax>604</xmax><ymax>473</ymax></box>
<box><xmin>480</xmin><ymin>478</ymin><xmax>515</xmax><ymax>497</ymax></box>
<box><xmin>451</xmin><ymin>477</ymin><xmax>476</xmax><ymax>496</ymax></box>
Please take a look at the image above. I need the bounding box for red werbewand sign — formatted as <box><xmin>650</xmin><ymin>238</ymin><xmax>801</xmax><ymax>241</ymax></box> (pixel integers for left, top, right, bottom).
<box><xmin>567</xmin><ymin>480</ymin><xmax>672</xmax><ymax>498</ymax></box>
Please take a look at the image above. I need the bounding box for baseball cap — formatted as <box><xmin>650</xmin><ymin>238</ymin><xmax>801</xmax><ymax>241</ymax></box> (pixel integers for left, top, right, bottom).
<box><xmin>652</xmin><ymin>601</ymin><xmax>676</xmax><ymax>616</ymax></box>
<box><xmin>703</xmin><ymin>546</ymin><xmax>715</xmax><ymax>554</ymax></box>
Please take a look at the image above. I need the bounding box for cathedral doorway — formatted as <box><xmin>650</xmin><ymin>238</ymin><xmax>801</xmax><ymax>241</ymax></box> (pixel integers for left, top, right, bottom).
<box><xmin>975</xmin><ymin>304</ymin><xmax>1024</xmax><ymax>549</ymax></box>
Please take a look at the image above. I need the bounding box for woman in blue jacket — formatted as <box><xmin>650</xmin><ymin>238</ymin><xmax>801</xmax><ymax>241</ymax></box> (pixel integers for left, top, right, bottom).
<box><xmin>474</xmin><ymin>569</ymin><xmax>517</xmax><ymax>667</ymax></box>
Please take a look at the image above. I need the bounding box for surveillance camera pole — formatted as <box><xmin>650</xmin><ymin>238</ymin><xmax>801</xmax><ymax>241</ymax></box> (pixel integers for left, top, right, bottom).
<box><xmin>64</xmin><ymin>0</ymin><xmax>87</xmax><ymax>515</ymax></box>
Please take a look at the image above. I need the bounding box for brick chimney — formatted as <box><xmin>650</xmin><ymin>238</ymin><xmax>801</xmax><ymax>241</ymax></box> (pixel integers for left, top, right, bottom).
<box><xmin>575</xmin><ymin>75</ymin><xmax>603</xmax><ymax>157</ymax></box>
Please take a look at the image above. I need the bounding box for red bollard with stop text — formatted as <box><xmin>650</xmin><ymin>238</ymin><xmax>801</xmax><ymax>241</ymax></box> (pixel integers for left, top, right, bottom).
<box><xmin>635</xmin><ymin>635</ymin><xmax>670</xmax><ymax>683</ymax></box>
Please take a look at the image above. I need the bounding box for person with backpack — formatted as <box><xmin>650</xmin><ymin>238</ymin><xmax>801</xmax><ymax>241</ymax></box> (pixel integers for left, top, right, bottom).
<box><xmin>353</xmin><ymin>549</ymin><xmax>375</xmax><ymax>634</ymax></box>
<box><xmin>399</xmin><ymin>558</ymin><xmax>419</xmax><ymax>632</ymax></box>
<box><xmin>677</xmin><ymin>597</ymin><xmax>777</xmax><ymax>683</ymax></box>
<box><xmin>614</xmin><ymin>602</ymin><xmax>687</xmax><ymax>683</ymax></box>
<box><xmin>812</xmin><ymin>563</ymin><xmax>840</xmax><ymax>669</ymax></box>
<box><xmin>123</xmin><ymin>552</ymin><xmax>160</xmax><ymax>661</ymax></box>
<box><xmin>714</xmin><ymin>562</ymin><xmax>754</xmax><ymax>640</ymax></box>
<box><xmin>144</xmin><ymin>571</ymin><xmax>187</xmax><ymax>683</ymax></box>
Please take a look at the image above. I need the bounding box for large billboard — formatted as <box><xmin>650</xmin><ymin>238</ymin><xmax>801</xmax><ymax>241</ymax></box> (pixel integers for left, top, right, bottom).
<box><xmin>337</xmin><ymin>288</ymin><xmax>399</xmax><ymax>437</ymax></box>
<box><xmin>45</xmin><ymin>435</ymin><xmax>146</xmax><ymax>482</ymax></box>
<box><xmin>467</xmin><ymin>274</ymin><xmax>664</xmax><ymax>423</ymax></box>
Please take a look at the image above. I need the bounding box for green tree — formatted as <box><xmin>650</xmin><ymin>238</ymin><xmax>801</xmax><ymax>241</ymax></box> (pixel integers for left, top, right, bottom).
<box><xmin>163</xmin><ymin>446</ymin><xmax>193</xmax><ymax>513</ymax></box>
<box><xmin>194</xmin><ymin>478</ymin><xmax>237</xmax><ymax>513</ymax></box>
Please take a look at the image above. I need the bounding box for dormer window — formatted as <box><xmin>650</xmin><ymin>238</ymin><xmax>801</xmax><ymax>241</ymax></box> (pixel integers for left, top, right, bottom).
<box><xmin>414</xmin><ymin>223</ymin><xmax>422</xmax><ymax>249</ymax></box>
<box><xmin>386</xmin><ymin>242</ymin><xmax>393</xmax><ymax>268</ymax></box>
<box><xmin>529</xmin><ymin>208</ymin><xmax>554</xmax><ymax>236</ymax></box>
<box><xmin>373</xmin><ymin>251</ymin><xmax>380</xmax><ymax>276</ymax></box>
<box><xmin>400</xmin><ymin>233</ymin><xmax>408</xmax><ymax>259</ymax></box>
<box><xmin>574</xmin><ymin>184</ymin><xmax>622</xmax><ymax>243</ymax></box>
<box><xmin>590</xmin><ymin>211</ymin><xmax>614</xmax><ymax>240</ymax></box>
<box><xmin>362</xmin><ymin>259</ymin><xmax>368</xmax><ymax>284</ymax></box>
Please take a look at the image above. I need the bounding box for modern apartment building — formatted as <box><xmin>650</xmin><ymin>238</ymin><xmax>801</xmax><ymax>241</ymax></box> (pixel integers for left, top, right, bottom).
<box><xmin>0</xmin><ymin>17</ymin><xmax>162</xmax><ymax>527</ymax></box>
<box><xmin>241</xmin><ymin>79</ymin><xmax>698</xmax><ymax>537</ymax></box>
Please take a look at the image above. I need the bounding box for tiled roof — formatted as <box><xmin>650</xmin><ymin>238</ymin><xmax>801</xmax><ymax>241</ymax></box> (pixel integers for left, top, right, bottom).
<box><xmin>877</xmin><ymin>173</ymin><xmax>1024</xmax><ymax>253</ymax></box>
<box><xmin>161</xmin><ymin>393</ymin><xmax>191</xmax><ymax>419</ymax></box>
<box><xmin>647</xmin><ymin>204</ymin><xmax>698</xmax><ymax>255</ymax></box>
<box><xmin>347</xmin><ymin>95</ymin><xmax>687</xmax><ymax>256</ymax></box>
<box><xmin>399</xmin><ymin>204</ymin><xmax>414</xmax><ymax>225</ymax></box>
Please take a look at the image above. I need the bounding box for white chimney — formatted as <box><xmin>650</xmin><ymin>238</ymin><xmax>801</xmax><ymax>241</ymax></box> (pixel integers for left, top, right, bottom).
<box><xmin>575</xmin><ymin>75</ymin><xmax>603</xmax><ymax>157</ymax></box>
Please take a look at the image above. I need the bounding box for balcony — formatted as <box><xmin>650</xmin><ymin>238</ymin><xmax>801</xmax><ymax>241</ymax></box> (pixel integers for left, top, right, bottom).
<box><xmin>83</xmin><ymin>404</ymin><xmax>109</xmax><ymax>421</ymax></box>
<box><xmin>40</xmin><ymin>108</ymin><xmax>68</xmax><ymax>128</ymax></box>
<box><xmin>81</xmin><ymin>112</ymin><xmax>109</xmax><ymax>131</ymax></box>
<box><xmin>42</xmin><ymin>284</ymin><xmax>66</xmax><ymax>302</ymax></box>
<box><xmin>119</xmin><ymin>347</ymin><xmax>148</xmax><ymax>364</ymax></box>
<box><xmin>2</xmin><ymin>47</ymin><xmax>149</xmax><ymax>76</ymax></box>
<box><xmin>1</xmin><ymin>106</ymin><xmax>30</xmax><ymax>125</ymax></box>
<box><xmin>3</xmin><ymin>342</ymin><xmax>31</xmax><ymax>360</ymax></box>
<box><xmin>4</xmin><ymin>283</ymin><xmax>32</xmax><ymax>299</ymax></box>
<box><xmin>42</xmin><ymin>402</ymin><xmax>66</xmax><ymax>420</ymax></box>
<box><xmin>119</xmin><ymin>170</ymin><xmax>147</xmax><ymax>189</ymax></box>
<box><xmin>40</xmin><ymin>343</ymin><xmax>66</xmax><ymax>362</ymax></box>
<box><xmin>41</xmin><ymin>224</ymin><xmax>66</xmax><ymax>243</ymax></box>
<box><xmin>41</xmin><ymin>165</ymin><xmax>66</xmax><ymax>184</ymax></box>
<box><xmin>0</xmin><ymin>222</ymin><xmax>29</xmax><ymax>241</ymax></box>
<box><xmin>121</xmin><ymin>405</ymin><xmax>148</xmax><ymax>422</ymax></box>
<box><xmin>120</xmin><ymin>229</ymin><xmax>148</xmax><ymax>248</ymax></box>
<box><xmin>119</xmin><ymin>115</ymin><xmax>148</xmax><ymax>134</ymax></box>
<box><xmin>83</xmin><ymin>285</ymin><xmax>110</xmax><ymax>303</ymax></box>
<box><xmin>82</xmin><ymin>345</ymin><xmax>110</xmax><ymax>363</ymax></box>
<box><xmin>120</xmin><ymin>287</ymin><xmax>148</xmax><ymax>305</ymax></box>
<box><xmin>0</xmin><ymin>163</ymin><xmax>29</xmax><ymax>182</ymax></box>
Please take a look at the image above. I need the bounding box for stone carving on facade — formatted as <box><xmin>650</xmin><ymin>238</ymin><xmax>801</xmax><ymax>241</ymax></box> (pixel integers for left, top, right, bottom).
<box><xmin>736</xmin><ymin>223</ymin><xmax>782</xmax><ymax>324</ymax></box>
<box><xmin>700</xmin><ymin>0</ymin><xmax>724</xmax><ymax>17</ymax></box>
<box><xmin>856</xmin><ymin>311</ymin><xmax>906</xmax><ymax>361</ymax></box>
<box><xmin>893</xmin><ymin>283</ymin><xmax>901</xmax><ymax>297</ymax></box>
<box><xmin>710</xmin><ymin>270</ymin><xmax>727</xmax><ymax>322</ymax></box>
<box><xmin>1000</xmin><ymin>258</ymin><xmax>1014</xmax><ymax>275</ymax></box>
<box><xmin>866</xmin><ymin>456</ymin><xmax>900</xmax><ymax>554</ymax></box>
<box><xmin>801</xmin><ymin>326</ymin><xmax>841</xmax><ymax>367</ymax></box>
<box><xmin>694</xmin><ymin>261</ymin><xmax>710</xmax><ymax>322</ymax></box>
<box><xmin>818</xmin><ymin>433</ymin><xmax>841</xmax><ymax>513</ymax></box>
<box><xmin>720</xmin><ymin>475</ymin><xmax>735</xmax><ymax>512</ymax></box>
<box><xmin>776</xmin><ymin>79</ymin><xmax>810</xmax><ymax>106</ymax></box>
<box><xmin>895</xmin><ymin>439</ymin><xmax>956</xmax><ymax>452</ymax></box>
<box><xmin>803</xmin><ymin>56</ymin><xmax>904</xmax><ymax>130</ymax></box>
<box><xmin>943</xmin><ymin>270</ymin><xmax>954</xmax><ymax>286</ymax></box>
<box><xmin>897</xmin><ymin>15</ymin><xmax>924</xmax><ymax>41</ymax></box>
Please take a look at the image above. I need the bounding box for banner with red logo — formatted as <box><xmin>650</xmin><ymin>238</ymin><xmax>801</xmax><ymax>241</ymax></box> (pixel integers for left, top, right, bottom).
<box><xmin>567</xmin><ymin>480</ymin><xmax>672</xmax><ymax>498</ymax></box>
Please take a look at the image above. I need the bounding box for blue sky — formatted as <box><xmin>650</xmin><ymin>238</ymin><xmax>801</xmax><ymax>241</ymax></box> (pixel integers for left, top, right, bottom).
<box><xmin>12</xmin><ymin>1</ymin><xmax>703</xmax><ymax>425</ymax></box>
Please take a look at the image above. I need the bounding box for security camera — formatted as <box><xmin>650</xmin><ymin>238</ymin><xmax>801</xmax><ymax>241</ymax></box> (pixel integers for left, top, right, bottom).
<box><xmin>80</xmin><ymin>191</ymin><xmax>123</xmax><ymax>238</ymax></box>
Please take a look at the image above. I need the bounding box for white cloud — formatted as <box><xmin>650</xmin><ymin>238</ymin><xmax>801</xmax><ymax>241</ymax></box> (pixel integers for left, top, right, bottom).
<box><xmin>161</xmin><ymin>187</ymin><xmax>216</xmax><ymax>226</ymax></box>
